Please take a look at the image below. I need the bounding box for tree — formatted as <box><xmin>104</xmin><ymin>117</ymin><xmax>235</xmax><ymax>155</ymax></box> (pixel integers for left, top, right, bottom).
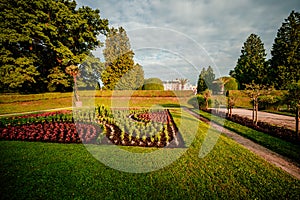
<box><xmin>0</xmin><ymin>0</ymin><xmax>109</xmax><ymax>93</ymax></box>
<box><xmin>142</xmin><ymin>78</ymin><xmax>164</xmax><ymax>90</ymax></box>
<box><xmin>227</xmin><ymin>93</ymin><xmax>238</xmax><ymax>117</ymax></box>
<box><xmin>197</xmin><ymin>68</ymin><xmax>207</xmax><ymax>93</ymax></box>
<box><xmin>197</xmin><ymin>66</ymin><xmax>215</xmax><ymax>93</ymax></box>
<box><xmin>205</xmin><ymin>66</ymin><xmax>215</xmax><ymax>90</ymax></box>
<box><xmin>244</xmin><ymin>82</ymin><xmax>272</xmax><ymax>125</ymax></box>
<box><xmin>230</xmin><ymin>34</ymin><xmax>267</xmax><ymax>89</ymax></box>
<box><xmin>134</xmin><ymin>64</ymin><xmax>145</xmax><ymax>90</ymax></box>
<box><xmin>65</xmin><ymin>64</ymin><xmax>80</xmax><ymax>102</ymax></box>
<box><xmin>211</xmin><ymin>76</ymin><xmax>239</xmax><ymax>95</ymax></box>
<box><xmin>203</xmin><ymin>89</ymin><xmax>212</xmax><ymax>110</ymax></box>
<box><xmin>114</xmin><ymin>63</ymin><xmax>144</xmax><ymax>90</ymax></box>
<box><xmin>224</xmin><ymin>77</ymin><xmax>238</xmax><ymax>91</ymax></box>
<box><xmin>77</xmin><ymin>54</ymin><xmax>104</xmax><ymax>89</ymax></box>
<box><xmin>178</xmin><ymin>78</ymin><xmax>189</xmax><ymax>90</ymax></box>
<box><xmin>102</xmin><ymin>27</ymin><xmax>142</xmax><ymax>90</ymax></box>
<box><xmin>286</xmin><ymin>81</ymin><xmax>300</xmax><ymax>138</ymax></box>
<box><xmin>269</xmin><ymin>11</ymin><xmax>300</xmax><ymax>89</ymax></box>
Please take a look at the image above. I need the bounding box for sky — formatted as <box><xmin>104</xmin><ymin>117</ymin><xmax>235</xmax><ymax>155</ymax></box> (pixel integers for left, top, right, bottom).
<box><xmin>77</xmin><ymin>0</ymin><xmax>299</xmax><ymax>85</ymax></box>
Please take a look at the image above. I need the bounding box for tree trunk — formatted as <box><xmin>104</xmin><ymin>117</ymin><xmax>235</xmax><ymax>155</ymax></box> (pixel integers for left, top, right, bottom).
<box><xmin>227</xmin><ymin>105</ymin><xmax>230</xmax><ymax>116</ymax></box>
<box><xmin>252</xmin><ymin>101</ymin><xmax>255</xmax><ymax>124</ymax></box>
<box><xmin>296</xmin><ymin>107</ymin><xmax>299</xmax><ymax>140</ymax></box>
<box><xmin>73</xmin><ymin>76</ymin><xmax>79</xmax><ymax>102</ymax></box>
<box><xmin>227</xmin><ymin>98</ymin><xmax>230</xmax><ymax>117</ymax></box>
<box><xmin>255</xmin><ymin>102</ymin><xmax>258</xmax><ymax>125</ymax></box>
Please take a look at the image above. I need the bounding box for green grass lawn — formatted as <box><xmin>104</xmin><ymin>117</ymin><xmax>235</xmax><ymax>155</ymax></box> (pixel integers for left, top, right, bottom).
<box><xmin>1</xmin><ymin>109</ymin><xmax>299</xmax><ymax>199</ymax></box>
<box><xmin>261</xmin><ymin>109</ymin><xmax>296</xmax><ymax>117</ymax></box>
<box><xmin>194</xmin><ymin>109</ymin><xmax>300</xmax><ymax>164</ymax></box>
<box><xmin>0</xmin><ymin>91</ymin><xmax>191</xmax><ymax>115</ymax></box>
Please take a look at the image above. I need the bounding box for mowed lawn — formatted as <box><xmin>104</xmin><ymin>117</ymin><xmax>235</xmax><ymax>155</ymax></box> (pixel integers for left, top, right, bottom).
<box><xmin>1</xmin><ymin>109</ymin><xmax>299</xmax><ymax>199</ymax></box>
<box><xmin>0</xmin><ymin>91</ymin><xmax>192</xmax><ymax>114</ymax></box>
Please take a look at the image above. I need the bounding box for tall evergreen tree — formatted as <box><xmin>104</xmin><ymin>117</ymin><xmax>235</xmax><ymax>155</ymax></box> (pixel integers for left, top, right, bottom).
<box><xmin>206</xmin><ymin>66</ymin><xmax>215</xmax><ymax>90</ymax></box>
<box><xmin>0</xmin><ymin>0</ymin><xmax>109</xmax><ymax>92</ymax></box>
<box><xmin>197</xmin><ymin>66</ymin><xmax>215</xmax><ymax>93</ymax></box>
<box><xmin>102</xmin><ymin>27</ymin><xmax>143</xmax><ymax>90</ymax></box>
<box><xmin>230</xmin><ymin>34</ymin><xmax>267</xmax><ymax>89</ymax></box>
<box><xmin>197</xmin><ymin>68</ymin><xmax>208</xmax><ymax>93</ymax></box>
<box><xmin>286</xmin><ymin>81</ymin><xmax>300</xmax><ymax>138</ymax></box>
<box><xmin>114</xmin><ymin>63</ymin><xmax>144</xmax><ymax>90</ymax></box>
<box><xmin>270</xmin><ymin>11</ymin><xmax>300</xmax><ymax>89</ymax></box>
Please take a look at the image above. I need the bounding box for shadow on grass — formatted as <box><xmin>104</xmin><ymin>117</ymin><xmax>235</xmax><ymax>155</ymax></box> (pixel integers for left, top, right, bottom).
<box><xmin>160</xmin><ymin>103</ymin><xmax>181</xmax><ymax>108</ymax></box>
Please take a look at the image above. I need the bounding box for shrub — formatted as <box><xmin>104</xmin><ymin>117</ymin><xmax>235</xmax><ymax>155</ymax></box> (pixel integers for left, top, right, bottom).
<box><xmin>188</xmin><ymin>95</ymin><xmax>211</xmax><ymax>109</ymax></box>
<box><xmin>258</xmin><ymin>95</ymin><xmax>283</xmax><ymax>110</ymax></box>
<box><xmin>224</xmin><ymin>77</ymin><xmax>238</xmax><ymax>91</ymax></box>
<box><xmin>142</xmin><ymin>78</ymin><xmax>164</xmax><ymax>90</ymax></box>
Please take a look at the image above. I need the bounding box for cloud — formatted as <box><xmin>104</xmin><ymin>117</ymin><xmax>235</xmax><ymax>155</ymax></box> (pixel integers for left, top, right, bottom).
<box><xmin>78</xmin><ymin>0</ymin><xmax>300</xmax><ymax>82</ymax></box>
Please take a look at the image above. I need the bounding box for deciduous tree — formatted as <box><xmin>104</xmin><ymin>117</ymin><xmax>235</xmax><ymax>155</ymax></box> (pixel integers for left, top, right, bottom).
<box><xmin>244</xmin><ymin>82</ymin><xmax>272</xmax><ymax>125</ymax></box>
<box><xmin>77</xmin><ymin>54</ymin><xmax>104</xmax><ymax>89</ymax></box>
<box><xmin>0</xmin><ymin>0</ymin><xmax>108</xmax><ymax>92</ymax></box>
<box><xmin>203</xmin><ymin>89</ymin><xmax>212</xmax><ymax>110</ymax></box>
<box><xmin>142</xmin><ymin>78</ymin><xmax>164</xmax><ymax>90</ymax></box>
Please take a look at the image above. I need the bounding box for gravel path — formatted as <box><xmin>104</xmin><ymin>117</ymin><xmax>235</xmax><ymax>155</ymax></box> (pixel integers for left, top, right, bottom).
<box><xmin>216</xmin><ymin>108</ymin><xmax>296</xmax><ymax>131</ymax></box>
<box><xmin>184</xmin><ymin>107</ymin><xmax>300</xmax><ymax>180</ymax></box>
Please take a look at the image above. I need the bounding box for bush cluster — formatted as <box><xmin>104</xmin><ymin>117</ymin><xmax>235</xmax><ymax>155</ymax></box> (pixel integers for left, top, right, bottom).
<box><xmin>188</xmin><ymin>95</ymin><xmax>212</xmax><ymax>109</ymax></box>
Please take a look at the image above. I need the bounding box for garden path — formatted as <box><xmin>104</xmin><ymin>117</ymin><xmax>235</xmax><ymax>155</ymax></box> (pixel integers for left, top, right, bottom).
<box><xmin>216</xmin><ymin>108</ymin><xmax>295</xmax><ymax>130</ymax></box>
<box><xmin>184</xmin><ymin>107</ymin><xmax>300</xmax><ymax>180</ymax></box>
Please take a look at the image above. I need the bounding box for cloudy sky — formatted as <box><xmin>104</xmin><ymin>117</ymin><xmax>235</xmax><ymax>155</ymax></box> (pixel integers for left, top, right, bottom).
<box><xmin>77</xmin><ymin>0</ymin><xmax>299</xmax><ymax>84</ymax></box>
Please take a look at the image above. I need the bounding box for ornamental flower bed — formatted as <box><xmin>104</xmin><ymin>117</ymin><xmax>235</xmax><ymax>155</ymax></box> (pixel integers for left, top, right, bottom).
<box><xmin>0</xmin><ymin>110</ymin><xmax>103</xmax><ymax>144</ymax></box>
<box><xmin>0</xmin><ymin>110</ymin><xmax>73</xmax><ymax>127</ymax></box>
<box><xmin>0</xmin><ymin>106</ymin><xmax>184</xmax><ymax>148</ymax></box>
<box><xmin>0</xmin><ymin>122</ymin><xmax>101</xmax><ymax>144</ymax></box>
<box><xmin>101</xmin><ymin>109</ymin><xmax>183</xmax><ymax>147</ymax></box>
<box><xmin>93</xmin><ymin>107</ymin><xmax>184</xmax><ymax>148</ymax></box>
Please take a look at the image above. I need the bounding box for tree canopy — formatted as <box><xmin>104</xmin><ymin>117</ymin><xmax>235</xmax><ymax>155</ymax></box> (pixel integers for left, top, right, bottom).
<box><xmin>286</xmin><ymin>81</ymin><xmax>300</xmax><ymax>137</ymax></box>
<box><xmin>101</xmin><ymin>27</ymin><xmax>144</xmax><ymax>90</ymax></box>
<box><xmin>269</xmin><ymin>11</ymin><xmax>300</xmax><ymax>89</ymax></box>
<box><xmin>212</xmin><ymin>76</ymin><xmax>238</xmax><ymax>94</ymax></box>
<box><xmin>244</xmin><ymin>82</ymin><xmax>272</xmax><ymax>125</ymax></box>
<box><xmin>114</xmin><ymin>63</ymin><xmax>144</xmax><ymax>90</ymax></box>
<box><xmin>142</xmin><ymin>78</ymin><xmax>164</xmax><ymax>90</ymax></box>
<box><xmin>0</xmin><ymin>0</ymin><xmax>109</xmax><ymax>93</ymax></box>
<box><xmin>197</xmin><ymin>66</ymin><xmax>215</xmax><ymax>93</ymax></box>
<box><xmin>178</xmin><ymin>78</ymin><xmax>189</xmax><ymax>90</ymax></box>
<box><xmin>77</xmin><ymin>54</ymin><xmax>104</xmax><ymax>89</ymax></box>
<box><xmin>223</xmin><ymin>77</ymin><xmax>238</xmax><ymax>91</ymax></box>
<box><xmin>230</xmin><ymin>34</ymin><xmax>267</xmax><ymax>89</ymax></box>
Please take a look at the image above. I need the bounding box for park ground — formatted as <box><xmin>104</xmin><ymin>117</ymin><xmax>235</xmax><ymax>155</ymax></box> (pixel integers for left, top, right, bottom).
<box><xmin>0</xmin><ymin>91</ymin><xmax>300</xmax><ymax>199</ymax></box>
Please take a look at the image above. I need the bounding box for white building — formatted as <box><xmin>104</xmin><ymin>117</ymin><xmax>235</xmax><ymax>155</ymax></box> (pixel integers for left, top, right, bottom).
<box><xmin>163</xmin><ymin>79</ymin><xmax>194</xmax><ymax>91</ymax></box>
